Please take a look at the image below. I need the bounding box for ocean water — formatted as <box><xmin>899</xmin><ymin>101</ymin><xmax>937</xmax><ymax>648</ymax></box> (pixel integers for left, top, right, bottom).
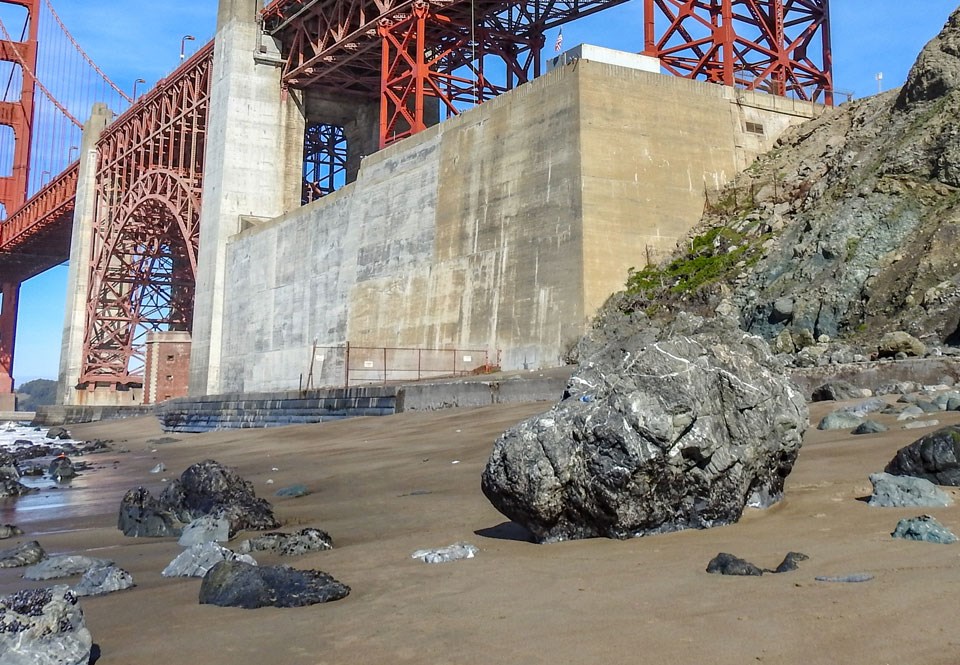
<box><xmin>0</xmin><ymin>420</ymin><xmax>117</xmax><ymax>529</ymax></box>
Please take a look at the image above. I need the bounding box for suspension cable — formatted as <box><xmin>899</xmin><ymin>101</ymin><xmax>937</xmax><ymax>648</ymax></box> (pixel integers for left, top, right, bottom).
<box><xmin>41</xmin><ymin>0</ymin><xmax>133</xmax><ymax>103</ymax></box>
<box><xmin>0</xmin><ymin>17</ymin><xmax>82</xmax><ymax>127</ymax></box>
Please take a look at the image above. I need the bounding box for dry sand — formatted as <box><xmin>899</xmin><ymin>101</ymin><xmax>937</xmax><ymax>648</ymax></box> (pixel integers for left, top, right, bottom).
<box><xmin>3</xmin><ymin>399</ymin><xmax>960</xmax><ymax>665</ymax></box>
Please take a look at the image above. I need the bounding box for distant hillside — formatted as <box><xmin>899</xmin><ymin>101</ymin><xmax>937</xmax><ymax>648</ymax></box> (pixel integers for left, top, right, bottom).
<box><xmin>616</xmin><ymin>8</ymin><xmax>960</xmax><ymax>352</ymax></box>
<box><xmin>16</xmin><ymin>378</ymin><xmax>57</xmax><ymax>411</ymax></box>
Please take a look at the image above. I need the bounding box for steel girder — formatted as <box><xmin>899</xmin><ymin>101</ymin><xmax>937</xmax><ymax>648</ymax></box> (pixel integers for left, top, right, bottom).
<box><xmin>265</xmin><ymin>0</ymin><xmax>832</xmax><ymax>145</ymax></box>
<box><xmin>78</xmin><ymin>45</ymin><xmax>211</xmax><ymax>388</ymax></box>
<box><xmin>644</xmin><ymin>0</ymin><xmax>832</xmax><ymax>102</ymax></box>
<box><xmin>303</xmin><ymin>122</ymin><xmax>348</xmax><ymax>203</ymax></box>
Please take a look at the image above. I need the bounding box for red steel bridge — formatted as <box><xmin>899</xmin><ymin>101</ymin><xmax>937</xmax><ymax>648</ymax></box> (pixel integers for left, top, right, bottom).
<box><xmin>0</xmin><ymin>0</ymin><xmax>832</xmax><ymax>402</ymax></box>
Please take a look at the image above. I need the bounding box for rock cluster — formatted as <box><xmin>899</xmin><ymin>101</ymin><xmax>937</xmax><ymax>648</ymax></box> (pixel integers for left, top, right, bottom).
<box><xmin>482</xmin><ymin>314</ymin><xmax>808</xmax><ymax>542</ymax></box>
<box><xmin>118</xmin><ymin>460</ymin><xmax>279</xmax><ymax>537</ymax></box>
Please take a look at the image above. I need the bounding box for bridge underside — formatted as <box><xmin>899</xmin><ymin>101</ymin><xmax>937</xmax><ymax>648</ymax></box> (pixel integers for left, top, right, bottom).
<box><xmin>0</xmin><ymin>0</ymin><xmax>832</xmax><ymax>405</ymax></box>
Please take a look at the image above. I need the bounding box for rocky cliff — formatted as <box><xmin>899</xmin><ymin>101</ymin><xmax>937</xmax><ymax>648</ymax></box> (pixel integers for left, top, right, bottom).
<box><xmin>621</xmin><ymin>8</ymin><xmax>960</xmax><ymax>352</ymax></box>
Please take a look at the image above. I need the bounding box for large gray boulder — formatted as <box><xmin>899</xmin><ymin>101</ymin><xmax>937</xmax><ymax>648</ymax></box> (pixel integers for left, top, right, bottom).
<box><xmin>868</xmin><ymin>472</ymin><xmax>952</xmax><ymax>507</ymax></box>
<box><xmin>482</xmin><ymin>315</ymin><xmax>808</xmax><ymax>543</ymax></box>
<box><xmin>0</xmin><ymin>586</ymin><xmax>92</xmax><ymax>665</ymax></box>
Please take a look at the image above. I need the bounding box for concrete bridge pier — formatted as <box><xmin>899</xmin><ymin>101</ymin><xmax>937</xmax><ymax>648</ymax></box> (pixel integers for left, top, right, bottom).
<box><xmin>0</xmin><ymin>280</ymin><xmax>19</xmax><ymax>410</ymax></box>
<box><xmin>189</xmin><ymin>0</ymin><xmax>306</xmax><ymax>396</ymax></box>
<box><xmin>57</xmin><ymin>103</ymin><xmax>111</xmax><ymax>406</ymax></box>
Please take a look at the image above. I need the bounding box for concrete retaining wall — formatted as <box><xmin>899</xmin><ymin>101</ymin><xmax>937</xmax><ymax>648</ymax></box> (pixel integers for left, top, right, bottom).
<box><xmin>153</xmin><ymin>371</ymin><xmax>569</xmax><ymax>433</ymax></box>
<box><xmin>214</xmin><ymin>60</ymin><xmax>824</xmax><ymax>396</ymax></box>
<box><xmin>33</xmin><ymin>405</ymin><xmax>154</xmax><ymax>427</ymax></box>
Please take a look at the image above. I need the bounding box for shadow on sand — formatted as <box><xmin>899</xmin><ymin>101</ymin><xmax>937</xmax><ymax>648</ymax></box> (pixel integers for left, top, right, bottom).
<box><xmin>475</xmin><ymin>521</ymin><xmax>534</xmax><ymax>542</ymax></box>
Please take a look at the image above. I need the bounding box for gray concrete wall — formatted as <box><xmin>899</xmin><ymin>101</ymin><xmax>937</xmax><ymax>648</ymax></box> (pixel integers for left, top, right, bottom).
<box><xmin>214</xmin><ymin>60</ymin><xmax>823</xmax><ymax>395</ymax></box>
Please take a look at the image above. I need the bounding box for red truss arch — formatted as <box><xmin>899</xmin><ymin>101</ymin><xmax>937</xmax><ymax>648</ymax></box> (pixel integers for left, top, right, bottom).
<box><xmin>80</xmin><ymin>169</ymin><xmax>200</xmax><ymax>386</ymax></box>
<box><xmin>77</xmin><ymin>44</ymin><xmax>211</xmax><ymax>389</ymax></box>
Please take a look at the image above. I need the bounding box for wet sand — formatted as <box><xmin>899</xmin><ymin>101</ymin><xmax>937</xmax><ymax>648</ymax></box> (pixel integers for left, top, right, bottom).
<box><xmin>3</xmin><ymin>399</ymin><xmax>960</xmax><ymax>665</ymax></box>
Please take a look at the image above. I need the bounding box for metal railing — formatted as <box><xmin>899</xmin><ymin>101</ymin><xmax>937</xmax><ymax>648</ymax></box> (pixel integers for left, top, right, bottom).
<box><xmin>301</xmin><ymin>342</ymin><xmax>500</xmax><ymax>389</ymax></box>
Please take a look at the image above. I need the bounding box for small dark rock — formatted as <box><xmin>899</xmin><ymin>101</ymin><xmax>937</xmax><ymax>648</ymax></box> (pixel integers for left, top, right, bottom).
<box><xmin>811</xmin><ymin>381</ymin><xmax>861</xmax><ymax>402</ymax></box>
<box><xmin>117</xmin><ymin>487</ymin><xmax>183</xmax><ymax>537</ymax></box>
<box><xmin>706</xmin><ymin>553</ymin><xmax>763</xmax><ymax>576</ymax></box>
<box><xmin>45</xmin><ymin>426</ymin><xmax>71</xmax><ymax>440</ymax></box>
<box><xmin>853</xmin><ymin>420</ymin><xmax>888</xmax><ymax>435</ymax></box>
<box><xmin>199</xmin><ymin>560</ymin><xmax>350</xmax><ymax>609</ymax></box>
<box><xmin>0</xmin><ymin>540</ymin><xmax>46</xmax><ymax>568</ymax></box>
<box><xmin>773</xmin><ymin>551</ymin><xmax>809</xmax><ymax>573</ymax></box>
<box><xmin>0</xmin><ymin>524</ymin><xmax>23</xmax><ymax>539</ymax></box>
<box><xmin>48</xmin><ymin>455</ymin><xmax>76</xmax><ymax>479</ymax></box>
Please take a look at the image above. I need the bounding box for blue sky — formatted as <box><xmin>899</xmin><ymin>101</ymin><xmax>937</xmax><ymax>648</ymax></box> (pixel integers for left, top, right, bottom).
<box><xmin>10</xmin><ymin>0</ymin><xmax>960</xmax><ymax>384</ymax></box>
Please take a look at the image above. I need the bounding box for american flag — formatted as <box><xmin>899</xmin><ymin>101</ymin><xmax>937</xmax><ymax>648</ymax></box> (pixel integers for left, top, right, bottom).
<box><xmin>554</xmin><ymin>28</ymin><xmax>563</xmax><ymax>52</ymax></box>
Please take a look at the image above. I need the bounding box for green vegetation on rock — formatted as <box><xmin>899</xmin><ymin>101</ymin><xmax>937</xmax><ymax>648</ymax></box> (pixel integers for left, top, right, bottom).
<box><xmin>626</xmin><ymin>226</ymin><xmax>769</xmax><ymax>300</ymax></box>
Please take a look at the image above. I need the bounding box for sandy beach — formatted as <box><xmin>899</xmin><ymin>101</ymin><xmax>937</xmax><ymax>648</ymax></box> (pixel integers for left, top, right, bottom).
<box><xmin>3</xmin><ymin>398</ymin><xmax>960</xmax><ymax>665</ymax></box>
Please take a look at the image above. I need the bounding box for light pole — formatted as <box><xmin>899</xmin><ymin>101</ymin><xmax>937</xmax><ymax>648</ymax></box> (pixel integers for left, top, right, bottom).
<box><xmin>133</xmin><ymin>78</ymin><xmax>145</xmax><ymax>99</ymax></box>
<box><xmin>68</xmin><ymin>145</ymin><xmax>78</xmax><ymax>162</ymax></box>
<box><xmin>180</xmin><ymin>35</ymin><xmax>195</xmax><ymax>61</ymax></box>
<box><xmin>876</xmin><ymin>72</ymin><xmax>883</xmax><ymax>94</ymax></box>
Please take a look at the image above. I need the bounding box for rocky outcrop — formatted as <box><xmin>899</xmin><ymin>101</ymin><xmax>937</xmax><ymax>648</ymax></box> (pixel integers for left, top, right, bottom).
<box><xmin>622</xmin><ymin>8</ymin><xmax>960</xmax><ymax>351</ymax></box>
<box><xmin>0</xmin><ymin>586</ymin><xmax>92</xmax><ymax>665</ymax></box>
<box><xmin>885</xmin><ymin>425</ymin><xmax>960</xmax><ymax>485</ymax></box>
<box><xmin>198</xmin><ymin>561</ymin><xmax>350</xmax><ymax>609</ymax></box>
<box><xmin>482</xmin><ymin>314</ymin><xmax>808</xmax><ymax>543</ymax></box>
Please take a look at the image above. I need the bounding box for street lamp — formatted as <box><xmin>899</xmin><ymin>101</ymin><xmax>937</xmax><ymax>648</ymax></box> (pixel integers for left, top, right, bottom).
<box><xmin>68</xmin><ymin>145</ymin><xmax>78</xmax><ymax>162</ymax></box>
<box><xmin>180</xmin><ymin>35</ymin><xmax>195</xmax><ymax>61</ymax></box>
<box><xmin>133</xmin><ymin>78</ymin><xmax>146</xmax><ymax>98</ymax></box>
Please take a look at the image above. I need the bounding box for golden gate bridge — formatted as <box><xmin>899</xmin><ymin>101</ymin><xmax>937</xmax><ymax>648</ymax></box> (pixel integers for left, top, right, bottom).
<box><xmin>0</xmin><ymin>0</ymin><xmax>832</xmax><ymax>405</ymax></box>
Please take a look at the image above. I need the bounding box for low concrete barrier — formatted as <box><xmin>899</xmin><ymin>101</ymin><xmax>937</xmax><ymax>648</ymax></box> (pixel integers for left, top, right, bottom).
<box><xmin>33</xmin><ymin>405</ymin><xmax>154</xmax><ymax>427</ymax></box>
<box><xmin>27</xmin><ymin>368</ymin><xmax>573</xmax><ymax>433</ymax></box>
